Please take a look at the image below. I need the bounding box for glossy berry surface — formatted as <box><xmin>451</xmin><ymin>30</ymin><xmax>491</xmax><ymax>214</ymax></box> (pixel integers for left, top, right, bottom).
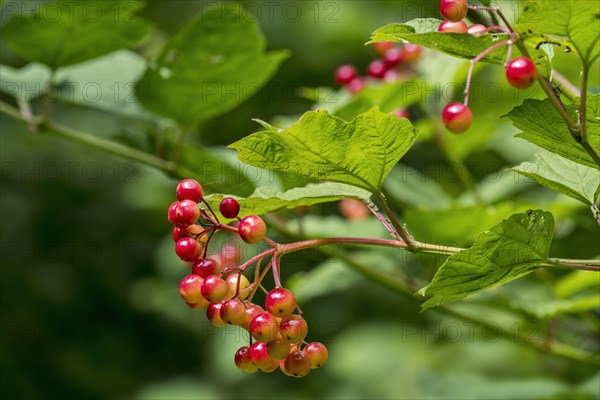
<box><xmin>249</xmin><ymin>313</ymin><xmax>280</xmax><ymax>342</ymax></box>
<box><xmin>506</xmin><ymin>57</ymin><xmax>537</xmax><ymax>89</ymax></box>
<box><xmin>200</xmin><ymin>275</ymin><xmax>229</xmax><ymax>302</ymax></box>
<box><xmin>173</xmin><ymin>199</ymin><xmax>200</xmax><ymax>228</ymax></box>
<box><xmin>334</xmin><ymin>64</ymin><xmax>358</xmax><ymax>85</ymax></box>
<box><xmin>179</xmin><ymin>274</ymin><xmax>204</xmax><ymax>304</ymax></box>
<box><xmin>348</xmin><ymin>78</ymin><xmax>365</xmax><ymax>94</ymax></box>
<box><xmin>437</xmin><ymin>19</ymin><xmax>468</xmax><ymax>33</ymax></box>
<box><xmin>304</xmin><ymin>342</ymin><xmax>329</xmax><ymax>368</ymax></box>
<box><xmin>439</xmin><ymin>0</ymin><xmax>468</xmax><ymax>22</ymax></box>
<box><xmin>279</xmin><ymin>315</ymin><xmax>309</xmax><ymax>343</ymax></box>
<box><xmin>192</xmin><ymin>258</ymin><xmax>222</xmax><ymax>278</ymax></box>
<box><xmin>220</xmin><ymin>298</ymin><xmax>247</xmax><ymax>325</ymax></box>
<box><xmin>225</xmin><ymin>273</ymin><xmax>251</xmax><ymax>300</ymax></box>
<box><xmin>267</xmin><ymin>333</ymin><xmax>292</xmax><ymax>360</ymax></box>
<box><xmin>207</xmin><ymin>302</ymin><xmax>227</xmax><ymax>327</ymax></box>
<box><xmin>219</xmin><ymin>197</ymin><xmax>240</xmax><ymax>219</ymax></box>
<box><xmin>175</xmin><ymin>237</ymin><xmax>202</xmax><ymax>262</ymax></box>
<box><xmin>283</xmin><ymin>350</ymin><xmax>312</xmax><ymax>378</ymax></box>
<box><xmin>367</xmin><ymin>60</ymin><xmax>387</xmax><ymax>79</ymax></box>
<box><xmin>241</xmin><ymin>304</ymin><xmax>264</xmax><ymax>330</ymax></box>
<box><xmin>442</xmin><ymin>102</ymin><xmax>473</xmax><ymax>133</ymax></box>
<box><xmin>247</xmin><ymin>342</ymin><xmax>273</xmax><ymax>369</ymax></box>
<box><xmin>383</xmin><ymin>47</ymin><xmax>403</xmax><ymax>69</ymax></box>
<box><xmin>467</xmin><ymin>24</ymin><xmax>487</xmax><ymax>35</ymax></box>
<box><xmin>238</xmin><ymin>215</ymin><xmax>267</xmax><ymax>244</ymax></box>
<box><xmin>167</xmin><ymin>201</ymin><xmax>179</xmax><ymax>225</ymax></box>
<box><xmin>235</xmin><ymin>346</ymin><xmax>258</xmax><ymax>373</ymax></box>
<box><xmin>176</xmin><ymin>179</ymin><xmax>203</xmax><ymax>202</ymax></box>
<box><xmin>265</xmin><ymin>288</ymin><xmax>297</xmax><ymax>317</ymax></box>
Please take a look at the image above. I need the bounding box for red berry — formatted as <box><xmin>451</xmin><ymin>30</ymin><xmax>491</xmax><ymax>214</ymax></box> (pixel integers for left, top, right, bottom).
<box><xmin>238</xmin><ymin>215</ymin><xmax>267</xmax><ymax>244</ymax></box>
<box><xmin>241</xmin><ymin>303</ymin><xmax>264</xmax><ymax>330</ymax></box>
<box><xmin>167</xmin><ymin>201</ymin><xmax>179</xmax><ymax>225</ymax></box>
<box><xmin>442</xmin><ymin>102</ymin><xmax>473</xmax><ymax>133</ymax></box>
<box><xmin>373</xmin><ymin>41</ymin><xmax>395</xmax><ymax>55</ymax></box>
<box><xmin>391</xmin><ymin>108</ymin><xmax>410</xmax><ymax>120</ymax></box>
<box><xmin>506</xmin><ymin>57</ymin><xmax>537</xmax><ymax>89</ymax></box>
<box><xmin>304</xmin><ymin>342</ymin><xmax>329</xmax><ymax>369</ymax></box>
<box><xmin>247</xmin><ymin>342</ymin><xmax>273</xmax><ymax>369</ymax></box>
<box><xmin>235</xmin><ymin>346</ymin><xmax>258</xmax><ymax>373</ymax></box>
<box><xmin>437</xmin><ymin>20</ymin><xmax>468</xmax><ymax>33</ymax></box>
<box><xmin>283</xmin><ymin>350</ymin><xmax>312</xmax><ymax>378</ymax></box>
<box><xmin>179</xmin><ymin>274</ymin><xmax>205</xmax><ymax>304</ymax></box>
<box><xmin>334</xmin><ymin>64</ymin><xmax>358</xmax><ymax>85</ymax></box>
<box><xmin>400</xmin><ymin>44</ymin><xmax>422</xmax><ymax>62</ymax></box>
<box><xmin>383</xmin><ymin>47</ymin><xmax>403</xmax><ymax>69</ymax></box>
<box><xmin>279</xmin><ymin>315</ymin><xmax>308</xmax><ymax>343</ymax></box>
<box><xmin>367</xmin><ymin>60</ymin><xmax>387</xmax><ymax>79</ymax></box>
<box><xmin>467</xmin><ymin>24</ymin><xmax>487</xmax><ymax>35</ymax></box>
<box><xmin>186</xmin><ymin>299</ymin><xmax>210</xmax><ymax>310</ymax></box>
<box><xmin>225</xmin><ymin>273</ymin><xmax>251</xmax><ymax>300</ymax></box>
<box><xmin>267</xmin><ymin>333</ymin><xmax>291</xmax><ymax>360</ymax></box>
<box><xmin>220</xmin><ymin>298</ymin><xmax>247</xmax><ymax>325</ymax></box>
<box><xmin>206</xmin><ymin>302</ymin><xmax>226</xmax><ymax>327</ymax></box>
<box><xmin>383</xmin><ymin>69</ymin><xmax>401</xmax><ymax>83</ymax></box>
<box><xmin>218</xmin><ymin>197</ymin><xmax>240</xmax><ymax>219</ymax></box>
<box><xmin>175</xmin><ymin>237</ymin><xmax>202</xmax><ymax>262</ymax></box>
<box><xmin>201</xmin><ymin>275</ymin><xmax>229</xmax><ymax>302</ymax></box>
<box><xmin>176</xmin><ymin>179</ymin><xmax>203</xmax><ymax>202</ymax></box>
<box><xmin>173</xmin><ymin>199</ymin><xmax>200</xmax><ymax>228</ymax></box>
<box><xmin>249</xmin><ymin>313</ymin><xmax>279</xmax><ymax>342</ymax></box>
<box><xmin>439</xmin><ymin>0</ymin><xmax>468</xmax><ymax>22</ymax></box>
<box><xmin>265</xmin><ymin>288</ymin><xmax>297</xmax><ymax>318</ymax></box>
<box><xmin>192</xmin><ymin>258</ymin><xmax>222</xmax><ymax>278</ymax></box>
<box><xmin>348</xmin><ymin>77</ymin><xmax>365</xmax><ymax>94</ymax></box>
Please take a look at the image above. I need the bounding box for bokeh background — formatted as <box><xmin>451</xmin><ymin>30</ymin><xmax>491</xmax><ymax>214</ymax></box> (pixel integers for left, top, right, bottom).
<box><xmin>1</xmin><ymin>1</ymin><xmax>599</xmax><ymax>399</ymax></box>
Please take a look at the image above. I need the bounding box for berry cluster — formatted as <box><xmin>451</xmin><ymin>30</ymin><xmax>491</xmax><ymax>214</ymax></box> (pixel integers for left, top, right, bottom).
<box><xmin>168</xmin><ymin>179</ymin><xmax>328</xmax><ymax>377</ymax></box>
<box><xmin>437</xmin><ymin>0</ymin><xmax>538</xmax><ymax>133</ymax></box>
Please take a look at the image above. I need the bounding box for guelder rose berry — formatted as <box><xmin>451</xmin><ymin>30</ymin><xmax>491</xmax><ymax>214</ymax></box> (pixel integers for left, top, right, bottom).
<box><xmin>279</xmin><ymin>315</ymin><xmax>309</xmax><ymax>343</ymax></box>
<box><xmin>179</xmin><ymin>274</ymin><xmax>205</xmax><ymax>304</ymax></box>
<box><xmin>438</xmin><ymin>19</ymin><xmax>468</xmax><ymax>33</ymax></box>
<box><xmin>400</xmin><ymin>44</ymin><xmax>422</xmax><ymax>62</ymax></box>
<box><xmin>335</xmin><ymin>64</ymin><xmax>358</xmax><ymax>85</ymax></box>
<box><xmin>367</xmin><ymin>60</ymin><xmax>387</xmax><ymax>79</ymax></box>
<box><xmin>439</xmin><ymin>0</ymin><xmax>468</xmax><ymax>22</ymax></box>
<box><xmin>304</xmin><ymin>342</ymin><xmax>329</xmax><ymax>368</ymax></box>
<box><xmin>442</xmin><ymin>102</ymin><xmax>473</xmax><ymax>133</ymax></box>
<box><xmin>247</xmin><ymin>342</ymin><xmax>273</xmax><ymax>369</ymax></box>
<box><xmin>220</xmin><ymin>298</ymin><xmax>247</xmax><ymax>325</ymax></box>
<box><xmin>348</xmin><ymin>77</ymin><xmax>365</xmax><ymax>94</ymax></box>
<box><xmin>249</xmin><ymin>313</ymin><xmax>280</xmax><ymax>342</ymax></box>
<box><xmin>238</xmin><ymin>215</ymin><xmax>267</xmax><ymax>244</ymax></box>
<box><xmin>207</xmin><ymin>302</ymin><xmax>226</xmax><ymax>327</ymax></box>
<box><xmin>175</xmin><ymin>237</ymin><xmax>202</xmax><ymax>262</ymax></box>
<box><xmin>226</xmin><ymin>273</ymin><xmax>251</xmax><ymax>300</ymax></box>
<box><xmin>173</xmin><ymin>199</ymin><xmax>200</xmax><ymax>228</ymax></box>
<box><xmin>235</xmin><ymin>346</ymin><xmax>258</xmax><ymax>373</ymax></box>
<box><xmin>176</xmin><ymin>179</ymin><xmax>203</xmax><ymax>202</ymax></box>
<box><xmin>192</xmin><ymin>258</ymin><xmax>222</xmax><ymax>278</ymax></box>
<box><xmin>373</xmin><ymin>41</ymin><xmax>395</xmax><ymax>55</ymax></box>
<box><xmin>506</xmin><ymin>57</ymin><xmax>537</xmax><ymax>89</ymax></box>
<box><xmin>219</xmin><ymin>197</ymin><xmax>240</xmax><ymax>219</ymax></box>
<box><xmin>201</xmin><ymin>275</ymin><xmax>229</xmax><ymax>302</ymax></box>
<box><xmin>267</xmin><ymin>333</ymin><xmax>292</xmax><ymax>360</ymax></box>
<box><xmin>383</xmin><ymin>47</ymin><xmax>403</xmax><ymax>69</ymax></box>
<box><xmin>467</xmin><ymin>24</ymin><xmax>487</xmax><ymax>35</ymax></box>
<box><xmin>265</xmin><ymin>288</ymin><xmax>297</xmax><ymax>318</ymax></box>
<box><xmin>283</xmin><ymin>350</ymin><xmax>312</xmax><ymax>378</ymax></box>
<box><xmin>241</xmin><ymin>304</ymin><xmax>264</xmax><ymax>330</ymax></box>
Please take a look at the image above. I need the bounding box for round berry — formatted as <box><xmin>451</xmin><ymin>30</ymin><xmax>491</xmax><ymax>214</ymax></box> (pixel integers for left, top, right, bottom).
<box><xmin>437</xmin><ymin>19</ymin><xmax>468</xmax><ymax>33</ymax></box>
<box><xmin>304</xmin><ymin>342</ymin><xmax>329</xmax><ymax>369</ymax></box>
<box><xmin>506</xmin><ymin>56</ymin><xmax>537</xmax><ymax>89</ymax></box>
<box><xmin>249</xmin><ymin>313</ymin><xmax>279</xmax><ymax>342</ymax></box>
<box><xmin>241</xmin><ymin>303</ymin><xmax>264</xmax><ymax>330</ymax></box>
<box><xmin>225</xmin><ymin>273</ymin><xmax>251</xmax><ymax>300</ymax></box>
<box><xmin>265</xmin><ymin>288</ymin><xmax>297</xmax><ymax>318</ymax></box>
<box><xmin>247</xmin><ymin>342</ymin><xmax>273</xmax><ymax>369</ymax></box>
<box><xmin>279</xmin><ymin>315</ymin><xmax>308</xmax><ymax>343</ymax></box>
<box><xmin>467</xmin><ymin>24</ymin><xmax>487</xmax><ymax>35</ymax></box>
<box><xmin>235</xmin><ymin>346</ymin><xmax>258</xmax><ymax>373</ymax></box>
<box><xmin>206</xmin><ymin>302</ymin><xmax>226</xmax><ymax>327</ymax></box>
<box><xmin>373</xmin><ymin>41</ymin><xmax>395</xmax><ymax>55</ymax></box>
<box><xmin>383</xmin><ymin>69</ymin><xmax>401</xmax><ymax>83</ymax></box>
<box><xmin>186</xmin><ymin>299</ymin><xmax>210</xmax><ymax>310</ymax></box>
<box><xmin>400</xmin><ymin>44</ymin><xmax>422</xmax><ymax>62</ymax></box>
<box><xmin>176</xmin><ymin>179</ymin><xmax>203</xmax><ymax>202</ymax></box>
<box><xmin>267</xmin><ymin>333</ymin><xmax>291</xmax><ymax>360</ymax></box>
<box><xmin>167</xmin><ymin>201</ymin><xmax>179</xmax><ymax>226</ymax></box>
<box><xmin>179</xmin><ymin>274</ymin><xmax>205</xmax><ymax>304</ymax></box>
<box><xmin>367</xmin><ymin>60</ymin><xmax>387</xmax><ymax>79</ymax></box>
<box><xmin>348</xmin><ymin>77</ymin><xmax>365</xmax><ymax>94</ymax></box>
<box><xmin>192</xmin><ymin>258</ymin><xmax>222</xmax><ymax>278</ymax></box>
<box><xmin>219</xmin><ymin>197</ymin><xmax>240</xmax><ymax>219</ymax></box>
<box><xmin>219</xmin><ymin>298</ymin><xmax>247</xmax><ymax>325</ymax></box>
<box><xmin>173</xmin><ymin>199</ymin><xmax>200</xmax><ymax>228</ymax></box>
<box><xmin>201</xmin><ymin>275</ymin><xmax>229</xmax><ymax>302</ymax></box>
<box><xmin>391</xmin><ymin>108</ymin><xmax>410</xmax><ymax>120</ymax></box>
<box><xmin>440</xmin><ymin>0</ymin><xmax>468</xmax><ymax>22</ymax></box>
<box><xmin>238</xmin><ymin>215</ymin><xmax>267</xmax><ymax>244</ymax></box>
<box><xmin>442</xmin><ymin>102</ymin><xmax>473</xmax><ymax>133</ymax></box>
<box><xmin>334</xmin><ymin>64</ymin><xmax>358</xmax><ymax>86</ymax></box>
<box><xmin>283</xmin><ymin>350</ymin><xmax>312</xmax><ymax>378</ymax></box>
<box><xmin>260</xmin><ymin>360</ymin><xmax>279</xmax><ymax>373</ymax></box>
<box><xmin>383</xmin><ymin>47</ymin><xmax>403</xmax><ymax>69</ymax></box>
<box><xmin>175</xmin><ymin>237</ymin><xmax>202</xmax><ymax>262</ymax></box>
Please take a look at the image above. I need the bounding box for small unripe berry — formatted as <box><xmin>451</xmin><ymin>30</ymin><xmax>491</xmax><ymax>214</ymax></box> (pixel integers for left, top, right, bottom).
<box><xmin>219</xmin><ymin>197</ymin><xmax>240</xmax><ymax>219</ymax></box>
<box><xmin>220</xmin><ymin>298</ymin><xmax>247</xmax><ymax>325</ymax></box>
<box><xmin>192</xmin><ymin>258</ymin><xmax>222</xmax><ymax>278</ymax></box>
<box><xmin>176</xmin><ymin>179</ymin><xmax>203</xmax><ymax>202</ymax></box>
<box><xmin>467</xmin><ymin>24</ymin><xmax>487</xmax><ymax>35</ymax></box>
<box><xmin>235</xmin><ymin>346</ymin><xmax>258</xmax><ymax>373</ymax></box>
<box><xmin>175</xmin><ymin>237</ymin><xmax>202</xmax><ymax>262</ymax></box>
<box><xmin>265</xmin><ymin>288</ymin><xmax>297</xmax><ymax>318</ymax></box>
<box><xmin>304</xmin><ymin>342</ymin><xmax>329</xmax><ymax>368</ymax></box>
<box><xmin>173</xmin><ymin>199</ymin><xmax>200</xmax><ymax>228</ymax></box>
<box><xmin>249</xmin><ymin>313</ymin><xmax>279</xmax><ymax>342</ymax></box>
<box><xmin>279</xmin><ymin>315</ymin><xmax>308</xmax><ymax>343</ymax></box>
<box><xmin>283</xmin><ymin>350</ymin><xmax>312</xmax><ymax>378</ymax></box>
<box><xmin>201</xmin><ymin>275</ymin><xmax>229</xmax><ymax>302</ymax></box>
<box><xmin>238</xmin><ymin>215</ymin><xmax>267</xmax><ymax>244</ymax></box>
<box><xmin>437</xmin><ymin>19</ymin><xmax>468</xmax><ymax>33</ymax></box>
<box><xmin>348</xmin><ymin>77</ymin><xmax>365</xmax><ymax>94</ymax></box>
<box><xmin>247</xmin><ymin>342</ymin><xmax>273</xmax><ymax>369</ymax></box>
<box><xmin>367</xmin><ymin>60</ymin><xmax>387</xmax><ymax>79</ymax></box>
<box><xmin>225</xmin><ymin>273</ymin><xmax>251</xmax><ymax>300</ymax></box>
<box><xmin>206</xmin><ymin>302</ymin><xmax>226</xmax><ymax>327</ymax></box>
<box><xmin>400</xmin><ymin>44</ymin><xmax>422</xmax><ymax>62</ymax></box>
<box><xmin>179</xmin><ymin>274</ymin><xmax>204</xmax><ymax>304</ymax></box>
<box><xmin>442</xmin><ymin>102</ymin><xmax>472</xmax><ymax>133</ymax></box>
<box><xmin>373</xmin><ymin>41</ymin><xmax>395</xmax><ymax>55</ymax></box>
<box><xmin>506</xmin><ymin>57</ymin><xmax>537</xmax><ymax>89</ymax></box>
<box><xmin>267</xmin><ymin>333</ymin><xmax>291</xmax><ymax>360</ymax></box>
<box><xmin>440</xmin><ymin>0</ymin><xmax>468</xmax><ymax>22</ymax></box>
<box><xmin>335</xmin><ymin>64</ymin><xmax>358</xmax><ymax>85</ymax></box>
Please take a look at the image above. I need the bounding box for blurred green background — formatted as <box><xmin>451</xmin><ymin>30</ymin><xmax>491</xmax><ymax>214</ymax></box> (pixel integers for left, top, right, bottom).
<box><xmin>1</xmin><ymin>1</ymin><xmax>599</xmax><ymax>399</ymax></box>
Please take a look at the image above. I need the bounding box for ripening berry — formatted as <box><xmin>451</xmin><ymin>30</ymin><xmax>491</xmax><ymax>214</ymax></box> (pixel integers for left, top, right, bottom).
<box><xmin>225</xmin><ymin>273</ymin><xmax>251</xmax><ymax>300</ymax></box>
<box><xmin>247</xmin><ymin>342</ymin><xmax>274</xmax><ymax>369</ymax></box>
<box><xmin>373</xmin><ymin>41</ymin><xmax>395</xmax><ymax>55</ymax></box>
<box><xmin>219</xmin><ymin>197</ymin><xmax>240</xmax><ymax>219</ymax></box>
<box><xmin>176</xmin><ymin>179</ymin><xmax>203</xmax><ymax>202</ymax></box>
<box><xmin>260</xmin><ymin>360</ymin><xmax>279</xmax><ymax>373</ymax></box>
<box><xmin>283</xmin><ymin>350</ymin><xmax>312</xmax><ymax>378</ymax></box>
<box><xmin>391</xmin><ymin>108</ymin><xmax>411</xmax><ymax>120</ymax></box>
<box><xmin>279</xmin><ymin>315</ymin><xmax>308</xmax><ymax>343</ymax></box>
<box><xmin>506</xmin><ymin>57</ymin><xmax>537</xmax><ymax>89</ymax></box>
<box><xmin>186</xmin><ymin>299</ymin><xmax>210</xmax><ymax>310</ymax></box>
<box><xmin>173</xmin><ymin>199</ymin><xmax>200</xmax><ymax>228</ymax></box>
<box><xmin>192</xmin><ymin>258</ymin><xmax>222</xmax><ymax>278</ymax></box>
<box><xmin>238</xmin><ymin>215</ymin><xmax>267</xmax><ymax>244</ymax></box>
<box><xmin>348</xmin><ymin>77</ymin><xmax>365</xmax><ymax>94</ymax></box>
<box><xmin>367</xmin><ymin>60</ymin><xmax>387</xmax><ymax>79</ymax></box>
<box><xmin>235</xmin><ymin>346</ymin><xmax>259</xmax><ymax>373</ymax></box>
<box><xmin>400</xmin><ymin>44</ymin><xmax>422</xmax><ymax>62</ymax></box>
<box><xmin>437</xmin><ymin>19</ymin><xmax>468</xmax><ymax>33</ymax></box>
<box><xmin>467</xmin><ymin>24</ymin><xmax>487</xmax><ymax>35</ymax></box>
<box><xmin>167</xmin><ymin>201</ymin><xmax>179</xmax><ymax>226</ymax></box>
<box><xmin>383</xmin><ymin>47</ymin><xmax>403</xmax><ymax>69</ymax></box>
<box><xmin>335</xmin><ymin>64</ymin><xmax>358</xmax><ymax>85</ymax></box>
<box><xmin>201</xmin><ymin>275</ymin><xmax>229</xmax><ymax>302</ymax></box>
<box><xmin>442</xmin><ymin>102</ymin><xmax>473</xmax><ymax>133</ymax></box>
<box><xmin>439</xmin><ymin>0</ymin><xmax>468</xmax><ymax>22</ymax></box>
<box><xmin>383</xmin><ymin>69</ymin><xmax>402</xmax><ymax>83</ymax></box>
<box><xmin>265</xmin><ymin>288</ymin><xmax>297</xmax><ymax>318</ymax></box>
<box><xmin>175</xmin><ymin>237</ymin><xmax>203</xmax><ymax>262</ymax></box>
<box><xmin>179</xmin><ymin>274</ymin><xmax>205</xmax><ymax>304</ymax></box>
<box><xmin>267</xmin><ymin>333</ymin><xmax>291</xmax><ymax>360</ymax></box>
<box><xmin>304</xmin><ymin>342</ymin><xmax>329</xmax><ymax>369</ymax></box>
<box><xmin>220</xmin><ymin>298</ymin><xmax>247</xmax><ymax>325</ymax></box>
<box><xmin>249</xmin><ymin>313</ymin><xmax>280</xmax><ymax>342</ymax></box>
<box><xmin>206</xmin><ymin>302</ymin><xmax>226</xmax><ymax>327</ymax></box>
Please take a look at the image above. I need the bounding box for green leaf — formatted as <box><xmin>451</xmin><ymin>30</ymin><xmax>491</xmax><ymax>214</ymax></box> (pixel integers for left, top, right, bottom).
<box><xmin>135</xmin><ymin>3</ymin><xmax>288</xmax><ymax>125</ymax></box>
<box><xmin>513</xmin><ymin>151</ymin><xmax>600</xmax><ymax>205</ymax></box>
<box><xmin>505</xmin><ymin>99</ymin><xmax>600</xmax><ymax>168</ymax></box>
<box><xmin>555</xmin><ymin>270</ymin><xmax>600</xmax><ymax>299</ymax></box>
<box><xmin>383</xmin><ymin>165</ymin><xmax>453</xmax><ymax>209</ymax></box>
<box><xmin>229</xmin><ymin>107</ymin><xmax>418</xmax><ymax>194</ymax></box>
<box><xmin>1</xmin><ymin>0</ymin><xmax>151</xmax><ymax>69</ymax></box>
<box><xmin>516</xmin><ymin>0</ymin><xmax>600</xmax><ymax>65</ymax></box>
<box><xmin>419</xmin><ymin>210</ymin><xmax>554</xmax><ymax>311</ymax></box>
<box><xmin>0</xmin><ymin>63</ymin><xmax>51</xmax><ymax>102</ymax></box>
<box><xmin>205</xmin><ymin>182</ymin><xmax>371</xmax><ymax>220</ymax></box>
<box><xmin>512</xmin><ymin>295</ymin><xmax>600</xmax><ymax>319</ymax></box>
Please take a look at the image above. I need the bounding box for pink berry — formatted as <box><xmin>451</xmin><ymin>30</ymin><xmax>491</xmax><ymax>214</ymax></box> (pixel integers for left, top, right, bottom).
<box><xmin>283</xmin><ymin>350</ymin><xmax>312</xmax><ymax>378</ymax></box>
<box><xmin>442</xmin><ymin>102</ymin><xmax>473</xmax><ymax>133</ymax></box>
<box><xmin>241</xmin><ymin>303</ymin><xmax>264</xmax><ymax>330</ymax></box>
<box><xmin>304</xmin><ymin>342</ymin><xmax>328</xmax><ymax>369</ymax></box>
<box><xmin>265</xmin><ymin>288</ymin><xmax>297</xmax><ymax>318</ymax></box>
<box><xmin>219</xmin><ymin>197</ymin><xmax>240</xmax><ymax>219</ymax></box>
<box><xmin>238</xmin><ymin>215</ymin><xmax>267</xmax><ymax>244</ymax></box>
<box><xmin>220</xmin><ymin>298</ymin><xmax>247</xmax><ymax>325</ymax></box>
<box><xmin>391</xmin><ymin>108</ymin><xmax>410</xmax><ymax>120</ymax></box>
<box><xmin>175</xmin><ymin>237</ymin><xmax>202</xmax><ymax>262</ymax></box>
<box><xmin>348</xmin><ymin>77</ymin><xmax>365</xmax><ymax>94</ymax></box>
<box><xmin>437</xmin><ymin>19</ymin><xmax>468</xmax><ymax>33</ymax></box>
<box><xmin>506</xmin><ymin>56</ymin><xmax>537</xmax><ymax>89</ymax></box>
<box><xmin>249</xmin><ymin>313</ymin><xmax>279</xmax><ymax>343</ymax></box>
<box><xmin>173</xmin><ymin>199</ymin><xmax>200</xmax><ymax>228</ymax></box>
<box><xmin>467</xmin><ymin>24</ymin><xmax>487</xmax><ymax>35</ymax></box>
<box><xmin>167</xmin><ymin>201</ymin><xmax>179</xmax><ymax>225</ymax></box>
<box><xmin>383</xmin><ymin>47</ymin><xmax>403</xmax><ymax>69</ymax></box>
<box><xmin>235</xmin><ymin>346</ymin><xmax>258</xmax><ymax>373</ymax></box>
<box><xmin>247</xmin><ymin>342</ymin><xmax>273</xmax><ymax>369</ymax></box>
<box><xmin>373</xmin><ymin>41</ymin><xmax>395</xmax><ymax>55</ymax></box>
<box><xmin>179</xmin><ymin>274</ymin><xmax>205</xmax><ymax>304</ymax></box>
<box><xmin>176</xmin><ymin>179</ymin><xmax>203</xmax><ymax>202</ymax></box>
<box><xmin>201</xmin><ymin>275</ymin><xmax>229</xmax><ymax>302</ymax></box>
<box><xmin>192</xmin><ymin>258</ymin><xmax>222</xmax><ymax>278</ymax></box>
<box><xmin>440</xmin><ymin>0</ymin><xmax>468</xmax><ymax>22</ymax></box>
<box><xmin>334</xmin><ymin>64</ymin><xmax>358</xmax><ymax>85</ymax></box>
<box><xmin>279</xmin><ymin>315</ymin><xmax>308</xmax><ymax>343</ymax></box>
<box><xmin>367</xmin><ymin>60</ymin><xmax>387</xmax><ymax>79</ymax></box>
<box><xmin>400</xmin><ymin>44</ymin><xmax>422</xmax><ymax>62</ymax></box>
<box><xmin>206</xmin><ymin>302</ymin><xmax>226</xmax><ymax>327</ymax></box>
